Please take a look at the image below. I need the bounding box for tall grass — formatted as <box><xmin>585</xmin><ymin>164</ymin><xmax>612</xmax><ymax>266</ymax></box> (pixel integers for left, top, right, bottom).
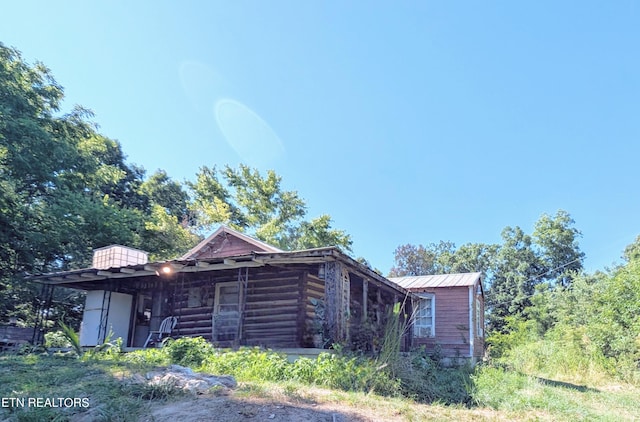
<box><xmin>141</xmin><ymin>334</ymin><xmax>472</xmax><ymax>402</ymax></box>
<box><xmin>199</xmin><ymin>345</ymin><xmax>400</xmax><ymax>396</ymax></box>
<box><xmin>470</xmin><ymin>312</ymin><xmax>640</xmax><ymax>418</ymax></box>
<box><xmin>0</xmin><ymin>353</ymin><xmax>182</xmax><ymax>422</ymax></box>
<box><xmin>487</xmin><ymin>317</ymin><xmax>637</xmax><ymax>386</ymax></box>
<box><xmin>374</xmin><ymin>299</ymin><xmax>474</xmax><ymax>404</ymax></box>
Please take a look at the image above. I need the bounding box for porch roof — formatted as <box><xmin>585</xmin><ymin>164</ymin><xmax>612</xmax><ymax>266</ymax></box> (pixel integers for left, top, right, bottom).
<box><xmin>28</xmin><ymin>247</ymin><xmax>410</xmax><ymax>297</ymax></box>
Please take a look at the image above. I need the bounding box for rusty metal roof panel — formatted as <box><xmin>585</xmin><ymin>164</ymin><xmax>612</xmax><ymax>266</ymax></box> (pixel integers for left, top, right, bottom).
<box><xmin>388</xmin><ymin>272</ymin><xmax>481</xmax><ymax>289</ymax></box>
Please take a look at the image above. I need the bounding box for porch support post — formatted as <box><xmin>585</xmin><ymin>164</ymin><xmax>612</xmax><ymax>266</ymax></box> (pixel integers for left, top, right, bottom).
<box><xmin>237</xmin><ymin>267</ymin><xmax>248</xmax><ymax>344</ymax></box>
<box><xmin>376</xmin><ymin>289</ymin><xmax>382</xmax><ymax>324</ymax></box>
<box><xmin>362</xmin><ymin>279</ymin><xmax>368</xmax><ymax>322</ymax></box>
<box><xmin>324</xmin><ymin>261</ymin><xmax>339</xmax><ymax>343</ymax></box>
<box><xmin>324</xmin><ymin>261</ymin><xmax>350</xmax><ymax>343</ymax></box>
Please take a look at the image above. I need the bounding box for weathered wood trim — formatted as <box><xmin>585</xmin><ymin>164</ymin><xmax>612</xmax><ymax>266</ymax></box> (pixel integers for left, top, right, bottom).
<box><xmin>324</xmin><ymin>261</ymin><xmax>338</xmax><ymax>343</ymax></box>
<box><xmin>376</xmin><ymin>288</ymin><xmax>382</xmax><ymax>324</ymax></box>
<box><xmin>362</xmin><ymin>279</ymin><xmax>368</xmax><ymax>322</ymax></box>
<box><xmin>468</xmin><ymin>285</ymin><xmax>474</xmax><ymax>358</ymax></box>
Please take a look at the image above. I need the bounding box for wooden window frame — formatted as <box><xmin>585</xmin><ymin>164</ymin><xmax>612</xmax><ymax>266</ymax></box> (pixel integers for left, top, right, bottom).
<box><xmin>475</xmin><ymin>295</ymin><xmax>483</xmax><ymax>337</ymax></box>
<box><xmin>413</xmin><ymin>293</ymin><xmax>435</xmax><ymax>338</ymax></box>
<box><xmin>214</xmin><ymin>281</ymin><xmax>240</xmax><ymax>315</ymax></box>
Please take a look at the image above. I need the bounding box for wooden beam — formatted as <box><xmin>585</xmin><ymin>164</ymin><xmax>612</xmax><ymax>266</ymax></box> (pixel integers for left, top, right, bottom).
<box><xmin>179</xmin><ymin>260</ymin><xmax>264</xmax><ymax>272</ymax></box>
<box><xmin>362</xmin><ymin>279</ymin><xmax>368</xmax><ymax>322</ymax></box>
<box><xmin>376</xmin><ymin>288</ymin><xmax>382</xmax><ymax>324</ymax></box>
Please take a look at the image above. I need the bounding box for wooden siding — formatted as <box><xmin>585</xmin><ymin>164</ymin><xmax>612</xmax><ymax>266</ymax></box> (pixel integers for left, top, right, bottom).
<box><xmin>55</xmin><ymin>253</ymin><xmax>410</xmax><ymax>351</ymax></box>
<box><xmin>413</xmin><ymin>286</ymin><xmax>471</xmax><ymax>357</ymax></box>
<box><xmin>303</xmin><ymin>273</ymin><xmax>325</xmax><ymax>346</ymax></box>
<box><xmin>171</xmin><ymin>273</ymin><xmax>236</xmax><ymax>341</ymax></box>
<box><xmin>166</xmin><ymin>266</ymin><xmax>327</xmax><ymax>348</ymax></box>
<box><xmin>242</xmin><ymin>269</ymin><xmax>301</xmax><ymax>347</ymax></box>
<box><xmin>189</xmin><ymin>233</ymin><xmax>262</xmax><ymax>260</ymax></box>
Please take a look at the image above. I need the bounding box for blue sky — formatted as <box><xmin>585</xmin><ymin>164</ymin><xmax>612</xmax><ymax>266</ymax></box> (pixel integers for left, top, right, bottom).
<box><xmin>2</xmin><ymin>1</ymin><xmax>639</xmax><ymax>274</ymax></box>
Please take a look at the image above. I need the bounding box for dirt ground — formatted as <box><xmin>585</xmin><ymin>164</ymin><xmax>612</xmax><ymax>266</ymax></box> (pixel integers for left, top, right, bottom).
<box><xmin>138</xmin><ymin>389</ymin><xmax>386</xmax><ymax>422</ymax></box>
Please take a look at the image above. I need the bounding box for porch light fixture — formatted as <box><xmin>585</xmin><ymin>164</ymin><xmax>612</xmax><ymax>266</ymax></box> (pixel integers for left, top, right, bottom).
<box><xmin>155</xmin><ymin>265</ymin><xmax>173</xmax><ymax>276</ymax></box>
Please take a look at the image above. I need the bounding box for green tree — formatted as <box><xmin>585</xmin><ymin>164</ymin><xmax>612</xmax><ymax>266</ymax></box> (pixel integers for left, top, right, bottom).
<box><xmin>188</xmin><ymin>165</ymin><xmax>246</xmax><ymax>230</ymax></box>
<box><xmin>388</xmin><ymin>241</ymin><xmax>456</xmax><ymax>277</ymax></box>
<box><xmin>388</xmin><ymin>241</ymin><xmax>497</xmax><ymax>278</ymax></box>
<box><xmin>448</xmin><ymin>242</ymin><xmax>499</xmax><ymax>276</ymax></box>
<box><xmin>539</xmin><ymin>254</ymin><xmax>640</xmax><ymax>375</ymax></box>
<box><xmin>623</xmin><ymin>235</ymin><xmax>640</xmax><ymax>263</ymax></box>
<box><xmin>387</xmin><ymin>211</ymin><xmax>585</xmax><ymax>334</ymax></box>
<box><xmin>188</xmin><ymin>164</ymin><xmax>352</xmax><ymax>252</ymax></box>
<box><xmin>486</xmin><ymin>226</ymin><xmax>543</xmax><ymax>332</ymax></box>
<box><xmin>142</xmin><ymin>204</ymin><xmax>201</xmax><ymax>261</ymax></box>
<box><xmin>140</xmin><ymin>170</ymin><xmax>189</xmax><ymax>220</ymax></box>
<box><xmin>586</xmin><ymin>260</ymin><xmax>640</xmax><ymax>361</ymax></box>
<box><xmin>533</xmin><ymin>210</ymin><xmax>584</xmax><ymax>287</ymax></box>
<box><xmin>0</xmin><ymin>43</ymin><xmax>152</xmax><ymax>325</ymax></box>
<box><xmin>280</xmin><ymin>214</ymin><xmax>353</xmax><ymax>252</ymax></box>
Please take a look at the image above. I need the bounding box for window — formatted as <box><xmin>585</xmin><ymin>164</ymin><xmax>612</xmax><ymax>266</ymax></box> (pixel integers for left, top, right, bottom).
<box><xmin>414</xmin><ymin>294</ymin><xmax>435</xmax><ymax>338</ymax></box>
<box><xmin>214</xmin><ymin>282</ymin><xmax>239</xmax><ymax>314</ymax></box>
<box><xmin>475</xmin><ymin>295</ymin><xmax>483</xmax><ymax>337</ymax></box>
<box><xmin>136</xmin><ymin>294</ymin><xmax>152</xmax><ymax>325</ymax></box>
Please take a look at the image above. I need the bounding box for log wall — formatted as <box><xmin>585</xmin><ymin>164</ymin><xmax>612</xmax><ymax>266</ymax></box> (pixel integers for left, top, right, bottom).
<box><xmin>303</xmin><ymin>273</ymin><xmax>326</xmax><ymax>347</ymax></box>
<box><xmin>136</xmin><ymin>262</ymin><xmax>405</xmax><ymax>351</ymax></box>
<box><xmin>164</xmin><ymin>266</ymin><xmax>326</xmax><ymax>348</ymax></box>
<box><xmin>242</xmin><ymin>268</ymin><xmax>301</xmax><ymax>347</ymax></box>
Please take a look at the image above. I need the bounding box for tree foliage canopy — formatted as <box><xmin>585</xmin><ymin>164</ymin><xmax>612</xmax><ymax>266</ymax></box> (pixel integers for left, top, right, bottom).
<box><xmin>188</xmin><ymin>164</ymin><xmax>352</xmax><ymax>252</ymax></box>
<box><xmin>389</xmin><ymin>210</ymin><xmax>585</xmax><ymax>332</ymax></box>
<box><xmin>0</xmin><ymin>43</ymin><xmax>351</xmax><ymax>326</ymax></box>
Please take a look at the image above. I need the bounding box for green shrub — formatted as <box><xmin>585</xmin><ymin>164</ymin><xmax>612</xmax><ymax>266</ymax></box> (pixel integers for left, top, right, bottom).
<box><xmin>200</xmin><ymin>347</ymin><xmax>400</xmax><ymax>396</ymax></box>
<box><xmin>470</xmin><ymin>364</ymin><xmax>532</xmax><ymax>409</ymax></box>
<box><xmin>392</xmin><ymin>348</ymin><xmax>473</xmax><ymax>404</ymax></box>
<box><xmin>163</xmin><ymin>336</ymin><xmax>214</xmax><ymax>367</ymax></box>
<box><xmin>203</xmin><ymin>347</ymin><xmax>288</xmax><ymax>380</ymax></box>
<box><xmin>486</xmin><ymin>317</ymin><xmax>539</xmax><ymax>359</ymax></box>
<box><xmin>308</xmin><ymin>352</ymin><xmax>399</xmax><ymax>395</ymax></box>
<box><xmin>123</xmin><ymin>347</ymin><xmax>170</xmax><ymax>368</ymax></box>
<box><xmin>44</xmin><ymin>330</ymin><xmax>72</xmax><ymax>348</ymax></box>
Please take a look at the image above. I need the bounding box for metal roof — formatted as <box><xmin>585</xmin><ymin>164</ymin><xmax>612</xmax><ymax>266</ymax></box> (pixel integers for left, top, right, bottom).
<box><xmin>389</xmin><ymin>272</ymin><xmax>482</xmax><ymax>290</ymax></box>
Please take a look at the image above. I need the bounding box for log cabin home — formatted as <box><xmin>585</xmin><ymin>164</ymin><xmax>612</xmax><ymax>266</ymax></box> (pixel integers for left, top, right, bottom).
<box><xmin>31</xmin><ymin>227</ymin><xmax>485</xmax><ymax>362</ymax></box>
<box><xmin>32</xmin><ymin>226</ymin><xmax>414</xmax><ymax>353</ymax></box>
<box><xmin>389</xmin><ymin>273</ymin><xmax>485</xmax><ymax>364</ymax></box>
